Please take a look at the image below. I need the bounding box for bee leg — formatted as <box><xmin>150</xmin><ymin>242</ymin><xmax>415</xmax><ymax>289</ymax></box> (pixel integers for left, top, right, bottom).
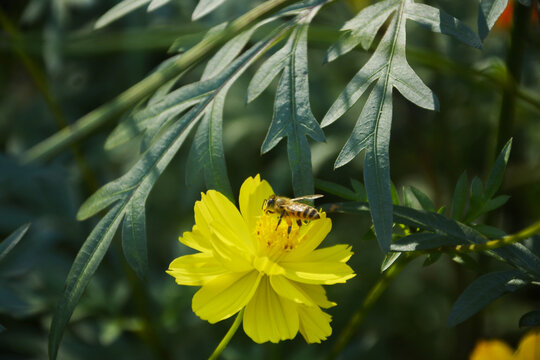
<box><xmin>286</xmin><ymin>217</ymin><xmax>293</xmax><ymax>235</ymax></box>
<box><xmin>296</xmin><ymin>219</ymin><xmax>302</xmax><ymax>227</ymax></box>
<box><xmin>275</xmin><ymin>212</ymin><xmax>284</xmax><ymax>230</ymax></box>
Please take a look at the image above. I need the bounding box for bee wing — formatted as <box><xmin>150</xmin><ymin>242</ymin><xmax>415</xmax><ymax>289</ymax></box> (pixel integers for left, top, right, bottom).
<box><xmin>290</xmin><ymin>194</ymin><xmax>323</xmax><ymax>202</ymax></box>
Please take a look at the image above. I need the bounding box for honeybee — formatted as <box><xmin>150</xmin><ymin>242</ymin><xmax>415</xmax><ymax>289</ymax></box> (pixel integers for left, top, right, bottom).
<box><xmin>263</xmin><ymin>194</ymin><xmax>323</xmax><ymax>234</ymax></box>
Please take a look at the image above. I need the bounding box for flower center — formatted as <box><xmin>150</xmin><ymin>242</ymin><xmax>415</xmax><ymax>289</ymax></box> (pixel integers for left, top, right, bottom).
<box><xmin>255</xmin><ymin>212</ymin><xmax>302</xmax><ymax>257</ymax></box>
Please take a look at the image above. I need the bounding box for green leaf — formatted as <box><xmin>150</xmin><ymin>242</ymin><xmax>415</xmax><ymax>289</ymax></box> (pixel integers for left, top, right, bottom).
<box><xmin>482</xmin><ymin>194</ymin><xmax>510</xmax><ymax>213</ymax></box>
<box><xmin>51</xmin><ymin>104</ymin><xmax>200</xmax><ymax>360</ymax></box>
<box><xmin>447</xmin><ymin>270</ymin><xmax>529</xmax><ymax>326</ymax></box>
<box><xmin>104</xmin><ymin>76</ymin><xmax>215</xmax><ymax>151</ymax></box>
<box><xmin>390</xmin><ymin>232</ymin><xmax>461</xmax><ymax>251</ymax></box>
<box><xmin>192</xmin><ymin>0</ymin><xmax>229</xmax><ymax>21</ymax></box>
<box><xmin>201</xmin><ymin>28</ymin><xmax>258</xmax><ymax>81</ymax></box>
<box><xmin>49</xmin><ymin>203</ymin><xmax>125</xmax><ymax>360</ymax></box>
<box><xmin>519</xmin><ymin>310</ymin><xmax>540</xmax><ymax>327</ymax></box>
<box><xmin>381</xmin><ymin>252</ymin><xmax>401</xmax><ymax>272</ymax></box>
<box><xmin>0</xmin><ymin>223</ymin><xmax>30</xmax><ymax>263</ymax></box>
<box><xmin>450</xmin><ymin>171</ymin><xmax>468</xmax><ymax>220</ymax></box>
<box><xmin>405</xmin><ymin>3</ymin><xmax>481</xmax><ymax>49</ymax></box>
<box><xmin>472</xmin><ymin>224</ymin><xmax>507</xmax><ymax>239</ymax></box>
<box><xmin>52</xmin><ymin>22</ymin><xmax>304</xmax><ymax>358</ymax></box>
<box><xmin>334</xmin><ymin>202</ymin><xmax>540</xmax><ymax>278</ymax></box>
<box><xmin>247</xmin><ymin>38</ymin><xmax>292</xmax><ymax>103</ymax></box>
<box><xmin>478</xmin><ymin>0</ymin><xmax>509</xmax><ymax>41</ymax></box>
<box><xmin>410</xmin><ymin>186</ymin><xmax>435</xmax><ymax>212</ymax></box>
<box><xmin>186</xmin><ymin>90</ymin><xmax>233</xmax><ymax>199</ymax></box>
<box><xmin>95</xmin><ymin>0</ymin><xmax>151</xmax><ymax>29</ymax></box>
<box><xmin>261</xmin><ymin>8</ymin><xmax>326</xmax><ymax>196</ymax></box>
<box><xmin>485</xmin><ymin>138</ymin><xmax>512</xmax><ymax>200</ymax></box>
<box><xmin>324</xmin><ymin>0</ymin><xmax>453</xmax><ymax>251</ymax></box>
<box><xmin>147</xmin><ymin>0</ymin><xmax>170</xmax><ymax>12</ymax></box>
<box><xmin>122</xmin><ymin>191</ymin><xmax>148</xmax><ymax>281</ymax></box>
<box><xmin>325</xmin><ymin>0</ymin><xmax>399</xmax><ymax>63</ymax></box>
<box><xmin>314</xmin><ymin>178</ymin><xmax>360</xmax><ymax>201</ymax></box>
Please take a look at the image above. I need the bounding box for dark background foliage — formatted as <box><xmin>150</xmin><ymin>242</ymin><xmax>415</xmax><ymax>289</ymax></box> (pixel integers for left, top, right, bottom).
<box><xmin>0</xmin><ymin>0</ymin><xmax>539</xmax><ymax>359</ymax></box>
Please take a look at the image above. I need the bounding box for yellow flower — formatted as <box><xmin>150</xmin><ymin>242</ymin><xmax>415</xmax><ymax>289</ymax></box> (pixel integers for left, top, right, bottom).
<box><xmin>167</xmin><ymin>175</ymin><xmax>355</xmax><ymax>343</ymax></box>
<box><xmin>469</xmin><ymin>329</ymin><xmax>540</xmax><ymax>360</ymax></box>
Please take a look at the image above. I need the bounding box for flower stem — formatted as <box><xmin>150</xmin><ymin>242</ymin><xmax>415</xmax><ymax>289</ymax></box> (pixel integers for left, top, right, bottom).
<box><xmin>329</xmin><ymin>256</ymin><xmax>412</xmax><ymax>360</ymax></box>
<box><xmin>427</xmin><ymin>219</ymin><xmax>540</xmax><ymax>254</ymax></box>
<box><xmin>208</xmin><ymin>309</ymin><xmax>244</xmax><ymax>360</ymax></box>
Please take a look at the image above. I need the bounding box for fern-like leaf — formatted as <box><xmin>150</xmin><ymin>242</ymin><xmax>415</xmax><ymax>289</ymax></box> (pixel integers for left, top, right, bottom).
<box><xmin>249</xmin><ymin>5</ymin><xmax>326</xmax><ymax>196</ymax></box>
<box><xmin>323</xmin><ymin>0</ymin><xmax>480</xmax><ymax>251</ymax></box>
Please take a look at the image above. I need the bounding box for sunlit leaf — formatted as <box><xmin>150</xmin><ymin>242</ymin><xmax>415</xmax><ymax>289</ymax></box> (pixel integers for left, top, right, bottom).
<box><xmin>192</xmin><ymin>0</ymin><xmax>229</xmax><ymax>21</ymax></box>
<box><xmin>478</xmin><ymin>0</ymin><xmax>509</xmax><ymax>41</ymax></box>
<box><xmin>447</xmin><ymin>270</ymin><xmax>529</xmax><ymax>326</ymax></box>
<box><xmin>315</xmin><ymin>178</ymin><xmax>362</xmax><ymax>201</ymax></box>
<box><xmin>186</xmin><ymin>90</ymin><xmax>233</xmax><ymax>199</ymax></box>
<box><xmin>147</xmin><ymin>0</ymin><xmax>171</xmax><ymax>12</ymax></box>
<box><xmin>260</xmin><ymin>6</ymin><xmax>326</xmax><ymax>196</ymax></box>
<box><xmin>405</xmin><ymin>3</ymin><xmax>481</xmax><ymax>49</ymax></box>
<box><xmin>390</xmin><ymin>232</ymin><xmax>460</xmax><ymax>251</ymax></box>
<box><xmin>323</xmin><ymin>0</ymin><xmax>482</xmax><ymax>251</ymax></box>
<box><xmin>95</xmin><ymin>0</ymin><xmax>151</xmax><ymax>29</ymax></box>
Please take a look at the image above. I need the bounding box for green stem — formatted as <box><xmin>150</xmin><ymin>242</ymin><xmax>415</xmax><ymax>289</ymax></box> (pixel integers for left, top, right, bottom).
<box><xmin>429</xmin><ymin>219</ymin><xmax>540</xmax><ymax>254</ymax></box>
<box><xmin>329</xmin><ymin>256</ymin><xmax>412</xmax><ymax>360</ymax></box>
<box><xmin>20</xmin><ymin>0</ymin><xmax>298</xmax><ymax>164</ymax></box>
<box><xmin>494</xmin><ymin>2</ymin><xmax>531</xmax><ymax>156</ymax></box>
<box><xmin>208</xmin><ymin>309</ymin><xmax>244</xmax><ymax>360</ymax></box>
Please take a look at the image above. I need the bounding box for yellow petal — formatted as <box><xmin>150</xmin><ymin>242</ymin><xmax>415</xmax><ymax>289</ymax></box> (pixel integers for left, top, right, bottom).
<box><xmin>296</xmin><ymin>283</ymin><xmax>336</xmax><ymax>309</ymax></box>
<box><xmin>469</xmin><ymin>340</ymin><xmax>514</xmax><ymax>360</ymax></box>
<box><xmin>193</xmin><ymin>271</ymin><xmax>261</xmax><ymax>323</ymax></box>
<box><xmin>298</xmin><ymin>305</ymin><xmax>332</xmax><ymax>343</ymax></box>
<box><xmin>514</xmin><ymin>329</ymin><xmax>540</xmax><ymax>360</ymax></box>
<box><xmin>282</xmin><ymin>244</ymin><xmax>356</xmax><ymax>284</ymax></box>
<box><xmin>179</xmin><ymin>226</ymin><xmax>212</xmax><ymax>253</ymax></box>
<box><xmin>166</xmin><ymin>253</ymin><xmax>228</xmax><ymax>286</ymax></box>
<box><xmin>303</xmin><ymin>244</ymin><xmax>354</xmax><ymax>263</ymax></box>
<box><xmin>239</xmin><ymin>174</ymin><xmax>274</xmax><ymax>233</ymax></box>
<box><xmin>243</xmin><ymin>276</ymin><xmax>299</xmax><ymax>343</ymax></box>
<box><xmin>269</xmin><ymin>275</ymin><xmax>317</xmax><ymax>306</ymax></box>
<box><xmin>282</xmin><ymin>261</ymin><xmax>356</xmax><ymax>284</ymax></box>
<box><xmin>195</xmin><ymin>190</ymin><xmax>253</xmax><ymax>252</ymax></box>
<box><xmin>284</xmin><ymin>214</ymin><xmax>332</xmax><ymax>261</ymax></box>
<box><xmin>209</xmin><ymin>221</ymin><xmax>254</xmax><ymax>272</ymax></box>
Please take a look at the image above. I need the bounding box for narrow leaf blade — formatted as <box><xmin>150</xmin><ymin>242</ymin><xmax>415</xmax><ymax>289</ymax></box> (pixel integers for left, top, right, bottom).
<box><xmin>0</xmin><ymin>223</ymin><xmax>30</xmax><ymax>262</ymax></box>
<box><xmin>447</xmin><ymin>270</ymin><xmax>529</xmax><ymax>326</ymax></box>
<box><xmin>450</xmin><ymin>171</ymin><xmax>468</xmax><ymax>220</ymax></box>
<box><xmin>49</xmin><ymin>204</ymin><xmax>125</xmax><ymax>360</ymax></box>
<box><xmin>478</xmin><ymin>0</ymin><xmax>509</xmax><ymax>41</ymax></box>
<box><xmin>192</xmin><ymin>0</ymin><xmax>228</xmax><ymax>20</ymax></box>
<box><xmin>485</xmin><ymin>138</ymin><xmax>512</xmax><ymax>200</ymax></box>
<box><xmin>95</xmin><ymin>0</ymin><xmax>151</xmax><ymax>29</ymax></box>
<box><xmin>122</xmin><ymin>195</ymin><xmax>148</xmax><ymax>280</ymax></box>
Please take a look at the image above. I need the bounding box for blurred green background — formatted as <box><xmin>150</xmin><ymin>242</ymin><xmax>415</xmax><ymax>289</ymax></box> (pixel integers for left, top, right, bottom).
<box><xmin>1</xmin><ymin>0</ymin><xmax>539</xmax><ymax>359</ymax></box>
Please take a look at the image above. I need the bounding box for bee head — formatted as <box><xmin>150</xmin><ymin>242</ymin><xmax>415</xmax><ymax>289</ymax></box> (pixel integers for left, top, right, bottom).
<box><xmin>263</xmin><ymin>195</ymin><xmax>277</xmax><ymax>211</ymax></box>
